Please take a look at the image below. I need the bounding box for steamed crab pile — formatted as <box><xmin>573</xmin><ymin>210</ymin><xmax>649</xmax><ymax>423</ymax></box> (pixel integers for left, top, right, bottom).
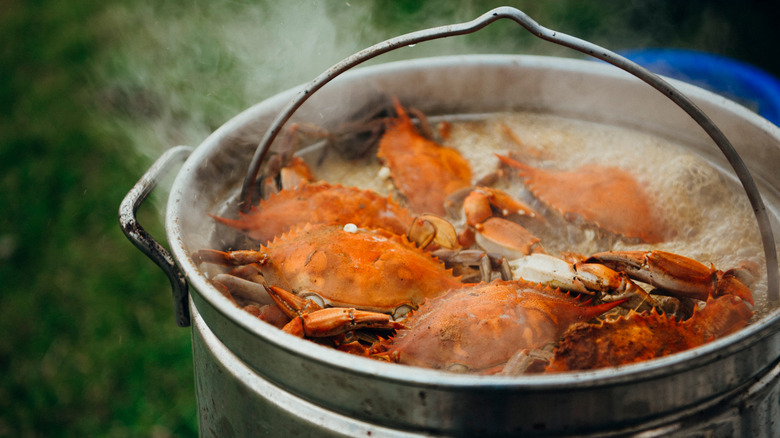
<box><xmin>194</xmin><ymin>99</ymin><xmax>758</xmax><ymax>374</ymax></box>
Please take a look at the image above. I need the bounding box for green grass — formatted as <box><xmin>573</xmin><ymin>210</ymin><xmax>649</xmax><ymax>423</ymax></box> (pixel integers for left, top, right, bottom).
<box><xmin>1</xmin><ymin>0</ymin><xmax>777</xmax><ymax>436</ymax></box>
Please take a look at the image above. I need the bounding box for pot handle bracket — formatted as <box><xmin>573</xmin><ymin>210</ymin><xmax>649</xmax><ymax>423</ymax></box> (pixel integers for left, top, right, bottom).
<box><xmin>119</xmin><ymin>146</ymin><xmax>193</xmax><ymax>327</ymax></box>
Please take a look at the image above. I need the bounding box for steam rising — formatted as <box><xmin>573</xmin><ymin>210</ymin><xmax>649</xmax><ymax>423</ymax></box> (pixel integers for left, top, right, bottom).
<box><xmin>100</xmin><ymin>2</ymin><xmax>561</xmax><ymax>217</ymax></box>
<box><xmin>99</xmin><ymin>0</ymin><xmax>780</xmax><ymax>173</ymax></box>
<box><xmin>97</xmin><ymin>1</ymin><xmax>593</xmax><ymax>165</ymax></box>
<box><xmin>99</xmin><ymin>2</ymin><xmax>775</xmax><ymax>312</ymax></box>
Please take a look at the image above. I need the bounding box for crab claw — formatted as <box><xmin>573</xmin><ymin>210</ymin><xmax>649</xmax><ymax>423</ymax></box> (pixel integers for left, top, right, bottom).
<box><xmin>407</xmin><ymin>214</ymin><xmax>459</xmax><ymax>249</ymax></box>
<box><xmin>509</xmin><ymin>253</ymin><xmax>654</xmax><ymax>309</ymax></box>
<box><xmin>474</xmin><ymin>217</ymin><xmax>544</xmax><ymax>259</ymax></box>
<box><xmin>463</xmin><ymin>186</ymin><xmax>541</xmax><ymax>226</ymax></box>
<box><xmin>278</xmin><ymin>156</ymin><xmax>316</xmax><ymax>190</ymax></box>
<box><xmin>454</xmin><ymin>186</ymin><xmax>545</xmax><ymax>258</ymax></box>
<box><xmin>714</xmin><ymin>268</ymin><xmax>755</xmax><ymax>306</ymax></box>
<box><xmin>586</xmin><ymin>250</ymin><xmax>754</xmax><ymax>305</ymax></box>
<box><xmin>283</xmin><ymin>307</ymin><xmax>405</xmax><ymax>338</ymax></box>
<box><xmin>193</xmin><ymin>249</ymin><xmax>267</xmax><ymax>266</ymax></box>
<box><xmin>266</xmin><ymin>285</ymin><xmax>404</xmax><ymax>338</ymax></box>
<box><xmin>265</xmin><ymin>284</ymin><xmax>324</xmax><ymax>319</ymax></box>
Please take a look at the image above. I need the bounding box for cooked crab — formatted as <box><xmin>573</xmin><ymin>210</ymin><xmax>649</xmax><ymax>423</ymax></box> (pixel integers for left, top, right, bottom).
<box><xmin>194</xmin><ymin>223</ymin><xmax>464</xmax><ymax>320</ymax></box>
<box><xmin>545</xmin><ymin>251</ymin><xmax>755</xmax><ymax>371</ymax></box>
<box><xmin>212</xmin><ymin>182</ymin><xmax>417</xmax><ymax>244</ymax></box>
<box><xmin>497</xmin><ymin>153</ymin><xmax>666</xmax><ymax>243</ymax></box>
<box><xmin>377</xmin><ymin>99</ymin><xmax>473</xmax><ymax>216</ymax></box>
<box><xmin>371</xmin><ymin>280</ymin><xmax>625</xmax><ymax>373</ymax></box>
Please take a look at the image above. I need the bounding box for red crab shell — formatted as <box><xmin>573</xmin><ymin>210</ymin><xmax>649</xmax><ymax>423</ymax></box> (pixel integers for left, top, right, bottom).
<box><xmin>261</xmin><ymin>223</ymin><xmax>463</xmax><ymax>313</ymax></box>
<box><xmin>212</xmin><ymin>182</ymin><xmax>415</xmax><ymax>244</ymax></box>
<box><xmin>546</xmin><ymin>292</ymin><xmax>754</xmax><ymax>372</ymax></box>
<box><xmin>497</xmin><ymin>154</ymin><xmax>665</xmax><ymax>243</ymax></box>
<box><xmin>377</xmin><ymin>99</ymin><xmax>473</xmax><ymax>216</ymax></box>
<box><xmin>378</xmin><ymin>280</ymin><xmax>624</xmax><ymax>373</ymax></box>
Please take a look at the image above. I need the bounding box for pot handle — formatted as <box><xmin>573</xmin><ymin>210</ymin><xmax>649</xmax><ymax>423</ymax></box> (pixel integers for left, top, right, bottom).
<box><xmin>240</xmin><ymin>6</ymin><xmax>778</xmax><ymax>302</ymax></box>
<box><xmin>119</xmin><ymin>145</ymin><xmax>193</xmax><ymax>327</ymax></box>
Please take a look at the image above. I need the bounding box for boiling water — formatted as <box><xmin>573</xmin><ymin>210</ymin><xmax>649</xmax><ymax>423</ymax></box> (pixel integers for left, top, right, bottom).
<box><xmin>311</xmin><ymin>111</ymin><xmax>771</xmax><ymax>316</ymax></box>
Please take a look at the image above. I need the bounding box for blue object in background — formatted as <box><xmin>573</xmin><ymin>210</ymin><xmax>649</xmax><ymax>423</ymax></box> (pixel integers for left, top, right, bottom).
<box><xmin>620</xmin><ymin>48</ymin><xmax>780</xmax><ymax>127</ymax></box>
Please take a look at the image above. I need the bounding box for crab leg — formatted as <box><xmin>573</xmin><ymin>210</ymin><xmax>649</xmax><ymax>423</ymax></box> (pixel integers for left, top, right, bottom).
<box><xmin>211</xmin><ymin>273</ymin><xmax>274</xmax><ymax>306</ymax></box>
<box><xmin>193</xmin><ymin>248</ymin><xmax>267</xmax><ymax>266</ymax></box>
<box><xmin>265</xmin><ymin>285</ymin><xmax>403</xmax><ymax>338</ymax></box>
<box><xmin>587</xmin><ymin>250</ymin><xmax>754</xmax><ymax>305</ymax></box>
<box><xmin>193</xmin><ymin>248</ymin><xmax>294</xmax><ymax>294</ymax></box>
<box><xmin>431</xmin><ymin>248</ymin><xmax>514</xmax><ymax>283</ymax></box>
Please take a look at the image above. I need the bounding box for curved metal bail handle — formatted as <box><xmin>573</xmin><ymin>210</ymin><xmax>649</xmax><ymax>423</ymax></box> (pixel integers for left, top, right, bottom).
<box><xmin>120</xmin><ymin>146</ymin><xmax>193</xmax><ymax>327</ymax></box>
<box><xmin>240</xmin><ymin>6</ymin><xmax>778</xmax><ymax>301</ymax></box>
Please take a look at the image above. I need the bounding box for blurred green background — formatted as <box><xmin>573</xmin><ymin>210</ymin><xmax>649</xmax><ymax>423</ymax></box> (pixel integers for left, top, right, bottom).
<box><xmin>1</xmin><ymin>0</ymin><xmax>777</xmax><ymax>436</ymax></box>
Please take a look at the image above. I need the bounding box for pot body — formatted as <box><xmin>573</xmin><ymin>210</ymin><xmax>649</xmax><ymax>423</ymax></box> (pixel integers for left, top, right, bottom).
<box><xmin>165</xmin><ymin>55</ymin><xmax>780</xmax><ymax>435</ymax></box>
<box><xmin>192</xmin><ymin>301</ymin><xmax>780</xmax><ymax>437</ymax></box>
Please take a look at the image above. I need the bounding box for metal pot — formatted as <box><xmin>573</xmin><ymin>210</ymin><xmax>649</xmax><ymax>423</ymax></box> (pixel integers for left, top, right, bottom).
<box><xmin>121</xmin><ymin>9</ymin><xmax>780</xmax><ymax>437</ymax></box>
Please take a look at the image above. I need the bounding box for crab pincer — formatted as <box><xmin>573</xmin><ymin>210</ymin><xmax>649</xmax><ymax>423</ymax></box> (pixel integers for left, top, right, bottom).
<box><xmin>265</xmin><ymin>284</ymin><xmax>404</xmax><ymax>338</ymax></box>
<box><xmin>586</xmin><ymin>250</ymin><xmax>754</xmax><ymax>305</ymax></box>
<box><xmin>459</xmin><ymin>186</ymin><xmax>545</xmax><ymax>258</ymax></box>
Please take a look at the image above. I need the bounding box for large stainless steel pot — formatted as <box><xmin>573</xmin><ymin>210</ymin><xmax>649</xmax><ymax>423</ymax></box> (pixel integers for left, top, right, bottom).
<box><xmin>120</xmin><ymin>9</ymin><xmax>780</xmax><ymax>437</ymax></box>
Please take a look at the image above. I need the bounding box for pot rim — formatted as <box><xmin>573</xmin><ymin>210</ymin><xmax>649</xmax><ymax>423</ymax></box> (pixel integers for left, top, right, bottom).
<box><xmin>168</xmin><ymin>54</ymin><xmax>780</xmax><ymax>389</ymax></box>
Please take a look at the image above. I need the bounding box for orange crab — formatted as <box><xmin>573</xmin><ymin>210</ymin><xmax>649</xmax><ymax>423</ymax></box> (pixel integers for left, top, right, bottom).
<box><xmin>256</xmin><ymin>276</ymin><xmax>626</xmax><ymax>373</ymax></box>
<box><xmin>371</xmin><ymin>280</ymin><xmax>625</xmax><ymax>373</ymax></box>
<box><xmin>377</xmin><ymin>99</ymin><xmax>473</xmax><ymax>216</ymax></box>
<box><xmin>194</xmin><ymin>223</ymin><xmax>464</xmax><ymax>320</ymax></box>
<box><xmin>546</xmin><ymin>250</ymin><xmax>755</xmax><ymax>371</ymax></box>
<box><xmin>497</xmin><ymin>153</ymin><xmax>666</xmax><ymax>243</ymax></box>
<box><xmin>212</xmin><ymin>182</ymin><xmax>417</xmax><ymax>244</ymax></box>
